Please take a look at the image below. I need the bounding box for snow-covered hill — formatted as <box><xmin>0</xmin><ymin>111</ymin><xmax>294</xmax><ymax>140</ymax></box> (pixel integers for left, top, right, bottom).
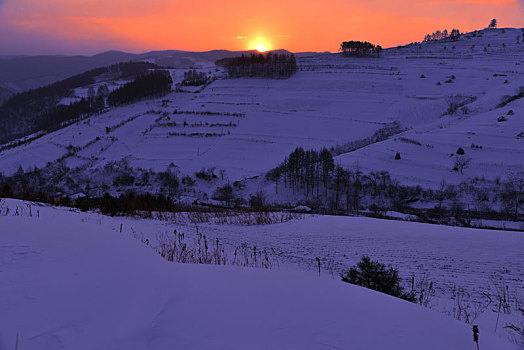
<box><xmin>0</xmin><ymin>199</ymin><xmax>520</xmax><ymax>350</ymax></box>
<box><xmin>1</xmin><ymin>28</ymin><xmax>522</xmax><ymax>188</ymax></box>
<box><xmin>387</xmin><ymin>28</ymin><xmax>524</xmax><ymax>58</ymax></box>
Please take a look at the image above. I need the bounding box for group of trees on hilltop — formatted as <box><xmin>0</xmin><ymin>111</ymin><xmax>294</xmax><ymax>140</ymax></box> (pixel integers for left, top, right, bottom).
<box><xmin>0</xmin><ymin>61</ymin><xmax>164</xmax><ymax>144</ymax></box>
<box><xmin>339</xmin><ymin>41</ymin><xmax>382</xmax><ymax>57</ymax></box>
<box><xmin>423</xmin><ymin>29</ymin><xmax>461</xmax><ymax>42</ymax></box>
<box><xmin>422</xmin><ymin>20</ymin><xmax>497</xmax><ymax>44</ymax></box>
<box><xmin>107</xmin><ymin>71</ymin><xmax>172</xmax><ymax>106</ymax></box>
<box><xmin>215</xmin><ymin>53</ymin><xmax>297</xmax><ymax>79</ymax></box>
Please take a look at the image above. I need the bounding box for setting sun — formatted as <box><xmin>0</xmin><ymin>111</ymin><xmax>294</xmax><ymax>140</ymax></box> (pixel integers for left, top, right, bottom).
<box><xmin>250</xmin><ymin>37</ymin><xmax>272</xmax><ymax>52</ymax></box>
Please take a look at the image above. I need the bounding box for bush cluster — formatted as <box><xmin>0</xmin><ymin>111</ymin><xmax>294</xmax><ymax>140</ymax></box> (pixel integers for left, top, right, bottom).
<box><xmin>341</xmin><ymin>256</ymin><xmax>415</xmax><ymax>301</ymax></box>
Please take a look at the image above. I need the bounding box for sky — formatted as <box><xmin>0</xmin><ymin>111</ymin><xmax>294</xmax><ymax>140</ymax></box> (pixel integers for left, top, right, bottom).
<box><xmin>0</xmin><ymin>0</ymin><xmax>522</xmax><ymax>55</ymax></box>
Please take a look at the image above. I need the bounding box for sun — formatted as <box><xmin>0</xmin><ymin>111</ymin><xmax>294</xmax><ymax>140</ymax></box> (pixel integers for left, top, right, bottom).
<box><xmin>250</xmin><ymin>37</ymin><xmax>272</xmax><ymax>52</ymax></box>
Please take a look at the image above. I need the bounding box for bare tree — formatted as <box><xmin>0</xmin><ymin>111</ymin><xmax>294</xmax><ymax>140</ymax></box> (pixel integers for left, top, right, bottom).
<box><xmin>454</xmin><ymin>156</ymin><xmax>471</xmax><ymax>174</ymax></box>
<box><xmin>435</xmin><ymin>180</ymin><xmax>447</xmax><ymax>208</ymax></box>
<box><xmin>503</xmin><ymin>172</ymin><xmax>524</xmax><ymax>216</ymax></box>
<box><xmin>87</xmin><ymin>86</ymin><xmax>96</xmax><ymax>100</ymax></box>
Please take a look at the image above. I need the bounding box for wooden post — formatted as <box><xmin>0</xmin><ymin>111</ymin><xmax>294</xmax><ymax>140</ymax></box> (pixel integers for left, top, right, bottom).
<box><xmin>472</xmin><ymin>325</ymin><xmax>479</xmax><ymax>350</ymax></box>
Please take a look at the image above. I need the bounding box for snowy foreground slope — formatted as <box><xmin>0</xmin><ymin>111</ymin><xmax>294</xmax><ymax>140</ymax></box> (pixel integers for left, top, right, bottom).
<box><xmin>0</xmin><ymin>200</ymin><xmax>521</xmax><ymax>349</ymax></box>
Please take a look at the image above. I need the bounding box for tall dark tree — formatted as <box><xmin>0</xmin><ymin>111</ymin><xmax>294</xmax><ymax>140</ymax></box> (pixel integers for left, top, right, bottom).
<box><xmin>449</xmin><ymin>29</ymin><xmax>461</xmax><ymax>41</ymax></box>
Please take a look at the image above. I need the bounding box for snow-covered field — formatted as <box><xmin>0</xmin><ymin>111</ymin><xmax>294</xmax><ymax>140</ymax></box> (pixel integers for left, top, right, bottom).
<box><xmin>1</xmin><ymin>28</ymin><xmax>523</xmax><ymax>187</ymax></box>
<box><xmin>174</xmin><ymin>215</ymin><xmax>524</xmax><ymax>302</ymax></box>
<box><xmin>0</xmin><ymin>199</ymin><xmax>521</xmax><ymax>349</ymax></box>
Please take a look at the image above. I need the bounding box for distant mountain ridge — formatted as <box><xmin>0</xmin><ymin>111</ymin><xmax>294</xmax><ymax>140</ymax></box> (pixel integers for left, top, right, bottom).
<box><xmin>0</xmin><ymin>49</ymin><xmax>311</xmax><ymax>94</ymax></box>
<box><xmin>0</xmin><ymin>51</ymin><xmax>138</xmax><ymax>93</ymax></box>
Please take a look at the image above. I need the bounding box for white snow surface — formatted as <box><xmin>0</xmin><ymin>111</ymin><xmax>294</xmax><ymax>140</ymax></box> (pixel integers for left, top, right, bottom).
<box><xmin>0</xmin><ymin>28</ymin><xmax>523</xmax><ymax>186</ymax></box>
<box><xmin>1</xmin><ymin>199</ymin><xmax>523</xmax><ymax>349</ymax></box>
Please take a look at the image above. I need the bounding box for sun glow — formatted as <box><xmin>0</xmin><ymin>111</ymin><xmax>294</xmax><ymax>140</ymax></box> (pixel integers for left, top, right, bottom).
<box><xmin>250</xmin><ymin>37</ymin><xmax>272</xmax><ymax>52</ymax></box>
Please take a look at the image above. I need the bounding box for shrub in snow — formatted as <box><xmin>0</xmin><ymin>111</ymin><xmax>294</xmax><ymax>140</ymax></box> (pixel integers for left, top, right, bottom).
<box><xmin>498</xmin><ymin>116</ymin><xmax>508</xmax><ymax>122</ymax></box>
<box><xmin>213</xmin><ymin>184</ymin><xmax>235</xmax><ymax>205</ymax></box>
<box><xmin>505</xmin><ymin>313</ymin><xmax>524</xmax><ymax>345</ymax></box>
<box><xmin>195</xmin><ymin>168</ymin><xmax>217</xmax><ymax>181</ymax></box>
<box><xmin>341</xmin><ymin>256</ymin><xmax>415</xmax><ymax>302</ymax></box>
<box><xmin>181</xmin><ymin>176</ymin><xmax>195</xmax><ymax>186</ymax></box>
<box><xmin>445</xmin><ymin>95</ymin><xmax>477</xmax><ymax>115</ymax></box>
<box><xmin>453</xmin><ymin>156</ymin><xmax>471</xmax><ymax>174</ymax></box>
<box><xmin>498</xmin><ymin>87</ymin><xmax>524</xmax><ymax>108</ymax></box>
<box><xmin>456</xmin><ymin>147</ymin><xmax>465</xmax><ymax>155</ymax></box>
<box><xmin>420</xmin><ymin>74</ymin><xmax>426</xmax><ymax>78</ymax></box>
<box><xmin>249</xmin><ymin>191</ymin><xmax>266</xmax><ymax>210</ymax></box>
<box><xmin>395</xmin><ymin>153</ymin><xmax>401</xmax><ymax>160</ymax></box>
<box><xmin>293</xmin><ymin>205</ymin><xmax>311</xmax><ymax>213</ymax></box>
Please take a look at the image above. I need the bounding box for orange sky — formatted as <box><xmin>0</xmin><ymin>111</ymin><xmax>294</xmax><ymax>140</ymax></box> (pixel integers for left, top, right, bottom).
<box><xmin>0</xmin><ymin>0</ymin><xmax>522</xmax><ymax>54</ymax></box>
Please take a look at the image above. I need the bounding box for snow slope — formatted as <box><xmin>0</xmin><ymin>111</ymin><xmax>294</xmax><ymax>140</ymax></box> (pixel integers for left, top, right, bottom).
<box><xmin>2</xmin><ymin>199</ymin><xmax>523</xmax><ymax>329</ymax></box>
<box><xmin>1</xmin><ymin>28</ymin><xmax>522</xmax><ymax>186</ymax></box>
<box><xmin>0</xmin><ymin>200</ymin><xmax>520</xmax><ymax>350</ymax></box>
